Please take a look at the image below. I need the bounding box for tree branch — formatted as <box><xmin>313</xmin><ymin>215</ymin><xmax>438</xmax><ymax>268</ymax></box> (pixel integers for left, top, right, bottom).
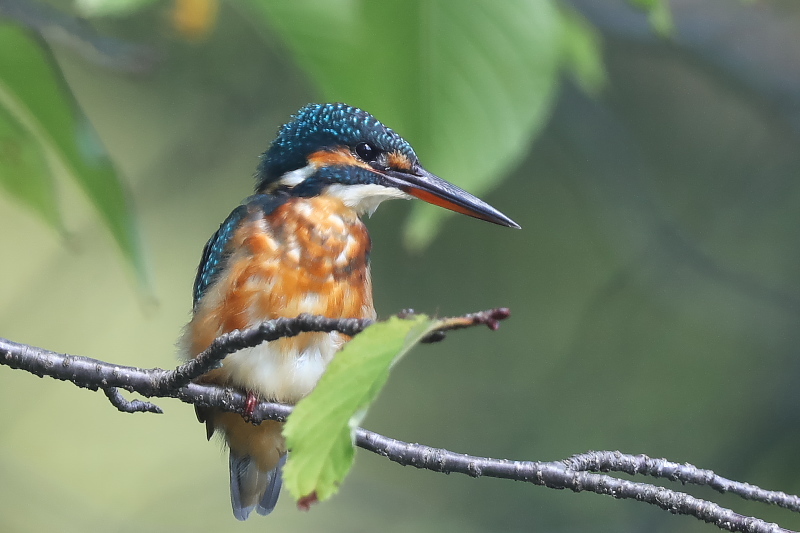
<box><xmin>103</xmin><ymin>386</ymin><xmax>163</xmax><ymax>414</ymax></box>
<box><xmin>564</xmin><ymin>451</ymin><xmax>800</xmax><ymax>513</ymax></box>
<box><xmin>356</xmin><ymin>432</ymin><xmax>794</xmax><ymax>533</ymax></box>
<box><xmin>0</xmin><ymin>311</ymin><xmax>796</xmax><ymax>533</ymax></box>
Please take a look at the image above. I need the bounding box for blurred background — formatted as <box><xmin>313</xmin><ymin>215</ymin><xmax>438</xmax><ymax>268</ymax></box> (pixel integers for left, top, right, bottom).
<box><xmin>1</xmin><ymin>0</ymin><xmax>799</xmax><ymax>532</ymax></box>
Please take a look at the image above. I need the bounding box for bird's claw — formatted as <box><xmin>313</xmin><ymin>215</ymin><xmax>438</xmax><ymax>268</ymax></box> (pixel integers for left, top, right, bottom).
<box><xmin>243</xmin><ymin>391</ymin><xmax>260</xmax><ymax>424</ymax></box>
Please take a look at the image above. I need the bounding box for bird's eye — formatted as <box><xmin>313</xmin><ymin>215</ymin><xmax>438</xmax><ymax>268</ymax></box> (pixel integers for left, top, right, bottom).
<box><xmin>355</xmin><ymin>142</ymin><xmax>379</xmax><ymax>162</ymax></box>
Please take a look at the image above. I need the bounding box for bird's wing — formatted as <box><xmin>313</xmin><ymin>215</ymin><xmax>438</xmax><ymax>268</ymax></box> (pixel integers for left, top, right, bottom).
<box><xmin>193</xmin><ymin>203</ymin><xmax>248</xmax><ymax>309</ymax></box>
<box><xmin>192</xmin><ymin>194</ymin><xmax>287</xmax><ymax>309</ymax></box>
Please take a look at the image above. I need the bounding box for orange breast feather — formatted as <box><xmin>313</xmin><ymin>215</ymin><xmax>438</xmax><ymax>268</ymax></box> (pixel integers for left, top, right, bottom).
<box><xmin>184</xmin><ymin>195</ymin><xmax>375</xmax><ymax>392</ymax></box>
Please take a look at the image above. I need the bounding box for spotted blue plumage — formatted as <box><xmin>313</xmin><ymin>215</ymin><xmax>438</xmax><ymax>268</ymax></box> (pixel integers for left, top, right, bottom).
<box><xmin>256</xmin><ymin>103</ymin><xmax>418</xmax><ymax>190</ymax></box>
<box><xmin>192</xmin><ymin>194</ymin><xmax>288</xmax><ymax>308</ymax></box>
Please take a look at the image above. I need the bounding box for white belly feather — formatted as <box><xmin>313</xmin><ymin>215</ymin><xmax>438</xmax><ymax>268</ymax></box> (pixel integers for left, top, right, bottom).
<box><xmin>224</xmin><ymin>331</ymin><xmax>344</xmax><ymax>403</ymax></box>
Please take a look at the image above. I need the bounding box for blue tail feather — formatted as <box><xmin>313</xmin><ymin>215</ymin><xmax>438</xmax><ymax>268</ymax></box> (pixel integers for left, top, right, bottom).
<box><xmin>229</xmin><ymin>452</ymin><xmax>285</xmax><ymax>520</ymax></box>
<box><xmin>256</xmin><ymin>454</ymin><xmax>286</xmax><ymax>516</ymax></box>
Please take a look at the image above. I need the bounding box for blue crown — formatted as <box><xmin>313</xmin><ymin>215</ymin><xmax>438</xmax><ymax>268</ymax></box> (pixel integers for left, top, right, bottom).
<box><xmin>256</xmin><ymin>103</ymin><xmax>417</xmax><ymax>190</ymax></box>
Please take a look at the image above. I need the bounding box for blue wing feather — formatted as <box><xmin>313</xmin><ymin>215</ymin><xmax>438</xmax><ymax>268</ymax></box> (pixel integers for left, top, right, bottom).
<box><xmin>192</xmin><ymin>193</ymin><xmax>289</xmax><ymax>308</ymax></box>
<box><xmin>192</xmin><ymin>204</ymin><xmax>248</xmax><ymax>308</ymax></box>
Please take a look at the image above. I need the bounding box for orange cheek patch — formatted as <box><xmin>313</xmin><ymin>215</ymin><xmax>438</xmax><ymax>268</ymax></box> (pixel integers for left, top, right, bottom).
<box><xmin>307</xmin><ymin>147</ymin><xmax>371</xmax><ymax>170</ymax></box>
<box><xmin>387</xmin><ymin>151</ymin><xmax>412</xmax><ymax>171</ymax></box>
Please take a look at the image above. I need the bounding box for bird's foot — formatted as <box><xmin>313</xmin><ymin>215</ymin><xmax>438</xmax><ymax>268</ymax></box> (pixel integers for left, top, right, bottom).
<box><xmin>243</xmin><ymin>391</ymin><xmax>260</xmax><ymax>424</ymax></box>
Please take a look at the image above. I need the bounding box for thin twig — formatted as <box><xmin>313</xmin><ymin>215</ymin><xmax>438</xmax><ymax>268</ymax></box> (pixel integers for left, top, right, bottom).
<box><xmin>167</xmin><ymin>385</ymin><xmax>796</xmax><ymax>533</ymax></box>
<box><xmin>149</xmin><ymin>309</ymin><xmax>511</xmax><ymax>392</ymax></box>
<box><xmin>0</xmin><ymin>311</ymin><xmax>510</xmax><ymax>402</ymax></box>
<box><xmin>157</xmin><ymin>314</ymin><xmax>376</xmax><ymax>391</ymax></box>
<box><xmin>565</xmin><ymin>451</ymin><xmax>800</xmax><ymax>513</ymax></box>
<box><xmin>355</xmin><ymin>430</ymin><xmax>790</xmax><ymax>533</ymax></box>
<box><xmin>103</xmin><ymin>386</ymin><xmax>163</xmax><ymax>414</ymax></box>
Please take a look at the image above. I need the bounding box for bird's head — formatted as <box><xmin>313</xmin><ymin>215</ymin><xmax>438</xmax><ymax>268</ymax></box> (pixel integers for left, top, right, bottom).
<box><xmin>255</xmin><ymin>103</ymin><xmax>519</xmax><ymax>228</ymax></box>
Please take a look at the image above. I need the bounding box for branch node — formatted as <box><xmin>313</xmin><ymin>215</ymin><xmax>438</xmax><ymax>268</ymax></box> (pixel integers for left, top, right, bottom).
<box><xmin>430</xmin><ymin>307</ymin><xmax>512</xmax><ymax>337</ymax></box>
<box><xmin>103</xmin><ymin>387</ymin><xmax>163</xmax><ymax>414</ymax></box>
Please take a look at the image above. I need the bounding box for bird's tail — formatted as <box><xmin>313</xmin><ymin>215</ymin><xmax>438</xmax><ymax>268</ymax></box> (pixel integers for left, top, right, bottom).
<box><xmin>229</xmin><ymin>452</ymin><xmax>286</xmax><ymax>520</ymax></box>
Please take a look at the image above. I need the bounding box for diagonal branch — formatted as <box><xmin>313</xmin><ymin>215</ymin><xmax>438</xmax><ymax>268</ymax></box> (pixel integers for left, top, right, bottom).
<box><xmin>169</xmin><ymin>308</ymin><xmax>511</xmax><ymax>389</ymax></box>
<box><xmin>0</xmin><ymin>310</ymin><xmax>797</xmax><ymax>533</ymax></box>
<box><xmin>168</xmin><ymin>383</ymin><xmax>800</xmax><ymax>533</ymax></box>
<box><xmin>564</xmin><ymin>451</ymin><xmax>800</xmax><ymax>513</ymax></box>
<box><xmin>158</xmin><ymin>314</ymin><xmax>376</xmax><ymax>391</ymax></box>
<box><xmin>0</xmin><ymin>310</ymin><xmax>511</xmax><ymax>400</ymax></box>
<box><xmin>356</xmin><ymin>430</ymin><xmax>794</xmax><ymax>533</ymax></box>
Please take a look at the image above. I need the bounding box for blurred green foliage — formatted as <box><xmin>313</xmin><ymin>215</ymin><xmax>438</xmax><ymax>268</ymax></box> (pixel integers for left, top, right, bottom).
<box><xmin>0</xmin><ymin>101</ymin><xmax>61</xmax><ymax>231</ymax></box>
<box><xmin>74</xmin><ymin>0</ymin><xmax>158</xmax><ymax>18</ymax></box>
<box><xmin>0</xmin><ymin>22</ymin><xmax>146</xmax><ymax>283</ymax></box>
<box><xmin>248</xmin><ymin>0</ymin><xmax>592</xmax><ymax>249</ymax></box>
<box><xmin>628</xmin><ymin>0</ymin><xmax>674</xmax><ymax>36</ymax></box>
<box><xmin>0</xmin><ymin>0</ymin><xmax>603</xmax><ymax>267</ymax></box>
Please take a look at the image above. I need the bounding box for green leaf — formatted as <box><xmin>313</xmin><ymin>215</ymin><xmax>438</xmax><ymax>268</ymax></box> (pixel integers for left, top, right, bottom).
<box><xmin>0</xmin><ymin>101</ymin><xmax>63</xmax><ymax>232</ymax></box>
<box><xmin>282</xmin><ymin>315</ymin><xmax>438</xmax><ymax>502</ymax></box>
<box><xmin>0</xmin><ymin>23</ymin><xmax>148</xmax><ymax>284</ymax></box>
<box><xmin>74</xmin><ymin>0</ymin><xmax>159</xmax><ymax>18</ymax></box>
<box><xmin>558</xmin><ymin>5</ymin><xmax>607</xmax><ymax>96</ymax></box>
<box><xmin>628</xmin><ymin>0</ymin><xmax>674</xmax><ymax>37</ymax></box>
<box><xmin>246</xmin><ymin>0</ymin><xmax>566</xmax><ymax>249</ymax></box>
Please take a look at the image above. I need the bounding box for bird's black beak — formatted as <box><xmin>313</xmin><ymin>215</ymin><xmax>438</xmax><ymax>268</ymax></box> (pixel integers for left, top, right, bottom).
<box><xmin>379</xmin><ymin>165</ymin><xmax>520</xmax><ymax>229</ymax></box>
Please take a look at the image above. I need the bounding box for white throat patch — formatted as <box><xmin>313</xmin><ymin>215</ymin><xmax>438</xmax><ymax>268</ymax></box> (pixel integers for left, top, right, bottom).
<box><xmin>276</xmin><ymin>163</ymin><xmax>315</xmax><ymax>188</ymax></box>
<box><xmin>275</xmin><ymin>163</ymin><xmax>412</xmax><ymax>216</ymax></box>
<box><xmin>325</xmin><ymin>183</ymin><xmax>412</xmax><ymax>217</ymax></box>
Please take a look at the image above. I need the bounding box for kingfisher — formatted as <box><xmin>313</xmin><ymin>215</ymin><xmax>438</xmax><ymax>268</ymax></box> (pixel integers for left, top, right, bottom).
<box><xmin>181</xmin><ymin>103</ymin><xmax>519</xmax><ymax>520</ymax></box>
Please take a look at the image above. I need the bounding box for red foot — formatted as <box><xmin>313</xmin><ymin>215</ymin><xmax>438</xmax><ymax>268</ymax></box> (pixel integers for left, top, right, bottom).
<box><xmin>243</xmin><ymin>391</ymin><xmax>259</xmax><ymax>423</ymax></box>
<box><xmin>297</xmin><ymin>492</ymin><xmax>319</xmax><ymax>511</ymax></box>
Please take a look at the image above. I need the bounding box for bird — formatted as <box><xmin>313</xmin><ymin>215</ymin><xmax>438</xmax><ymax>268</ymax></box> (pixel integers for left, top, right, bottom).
<box><xmin>181</xmin><ymin>103</ymin><xmax>519</xmax><ymax>520</ymax></box>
